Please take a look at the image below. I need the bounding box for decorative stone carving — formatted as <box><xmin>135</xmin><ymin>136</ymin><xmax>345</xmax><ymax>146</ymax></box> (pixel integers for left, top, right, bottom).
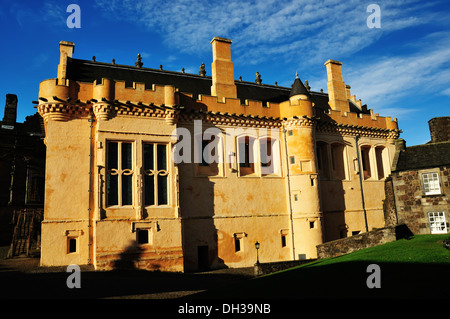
<box><xmin>135</xmin><ymin>54</ymin><xmax>143</xmax><ymax>68</ymax></box>
<box><xmin>255</xmin><ymin>72</ymin><xmax>262</xmax><ymax>84</ymax></box>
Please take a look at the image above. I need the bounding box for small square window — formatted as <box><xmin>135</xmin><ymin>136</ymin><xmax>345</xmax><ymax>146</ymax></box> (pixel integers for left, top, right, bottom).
<box><xmin>234</xmin><ymin>237</ymin><xmax>241</xmax><ymax>252</ymax></box>
<box><xmin>294</xmin><ymin>194</ymin><xmax>299</xmax><ymax>201</ymax></box>
<box><xmin>288</xmin><ymin>130</ymin><xmax>293</xmax><ymax>136</ymax></box>
<box><xmin>309</xmin><ymin>221</ymin><xmax>315</xmax><ymax>229</ymax></box>
<box><xmin>290</xmin><ymin>156</ymin><xmax>295</xmax><ymax>164</ymax></box>
<box><xmin>233</xmin><ymin>233</ymin><xmax>246</xmax><ymax>252</ymax></box>
<box><xmin>137</xmin><ymin>229</ymin><xmax>150</xmax><ymax>245</ymax></box>
<box><xmin>281</xmin><ymin>235</ymin><xmax>287</xmax><ymax>247</ymax></box>
<box><xmin>68</xmin><ymin>237</ymin><xmax>77</xmax><ymax>253</ymax></box>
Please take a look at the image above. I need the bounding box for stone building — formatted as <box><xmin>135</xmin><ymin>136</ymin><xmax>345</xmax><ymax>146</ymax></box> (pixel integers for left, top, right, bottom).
<box><xmin>36</xmin><ymin>38</ymin><xmax>400</xmax><ymax>271</ymax></box>
<box><xmin>0</xmin><ymin>94</ymin><xmax>46</xmax><ymax>247</ymax></box>
<box><xmin>384</xmin><ymin>117</ymin><xmax>450</xmax><ymax>234</ymax></box>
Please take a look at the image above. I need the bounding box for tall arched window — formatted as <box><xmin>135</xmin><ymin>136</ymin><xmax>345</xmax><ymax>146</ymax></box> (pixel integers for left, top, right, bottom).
<box><xmin>375</xmin><ymin>146</ymin><xmax>385</xmax><ymax>180</ymax></box>
<box><xmin>260</xmin><ymin>137</ymin><xmax>280</xmax><ymax>176</ymax></box>
<box><xmin>360</xmin><ymin>145</ymin><xmax>371</xmax><ymax>180</ymax></box>
<box><xmin>331</xmin><ymin>143</ymin><xmax>346</xmax><ymax>180</ymax></box>
<box><xmin>238</xmin><ymin>135</ymin><xmax>256</xmax><ymax>176</ymax></box>
<box><xmin>316</xmin><ymin>141</ymin><xmax>330</xmax><ymax>179</ymax></box>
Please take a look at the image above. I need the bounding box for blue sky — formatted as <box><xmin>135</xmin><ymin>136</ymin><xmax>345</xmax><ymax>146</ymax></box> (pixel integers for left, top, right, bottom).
<box><xmin>0</xmin><ymin>0</ymin><xmax>449</xmax><ymax>146</ymax></box>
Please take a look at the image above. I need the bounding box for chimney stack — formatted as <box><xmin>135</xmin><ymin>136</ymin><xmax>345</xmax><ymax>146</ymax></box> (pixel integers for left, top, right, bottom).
<box><xmin>2</xmin><ymin>94</ymin><xmax>17</xmax><ymax>129</ymax></box>
<box><xmin>210</xmin><ymin>37</ymin><xmax>237</xmax><ymax>101</ymax></box>
<box><xmin>324</xmin><ymin>60</ymin><xmax>350</xmax><ymax>112</ymax></box>
<box><xmin>57</xmin><ymin>41</ymin><xmax>75</xmax><ymax>85</ymax></box>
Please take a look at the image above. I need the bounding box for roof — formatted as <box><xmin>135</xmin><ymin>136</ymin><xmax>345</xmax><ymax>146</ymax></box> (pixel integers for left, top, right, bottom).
<box><xmin>289</xmin><ymin>76</ymin><xmax>310</xmax><ymax>97</ymax></box>
<box><xmin>66</xmin><ymin>57</ymin><xmax>366</xmax><ymax>114</ymax></box>
<box><xmin>394</xmin><ymin>141</ymin><xmax>450</xmax><ymax>171</ymax></box>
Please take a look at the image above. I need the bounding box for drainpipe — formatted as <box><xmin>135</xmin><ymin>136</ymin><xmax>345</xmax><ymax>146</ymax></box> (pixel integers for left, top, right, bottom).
<box><xmin>88</xmin><ymin>111</ymin><xmax>94</xmax><ymax>265</ymax></box>
<box><xmin>354</xmin><ymin>135</ymin><xmax>369</xmax><ymax>232</ymax></box>
<box><xmin>283</xmin><ymin>125</ymin><xmax>296</xmax><ymax>260</ymax></box>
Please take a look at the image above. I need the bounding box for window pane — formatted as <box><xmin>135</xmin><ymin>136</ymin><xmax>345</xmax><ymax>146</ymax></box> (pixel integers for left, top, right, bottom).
<box><xmin>158</xmin><ymin>175</ymin><xmax>168</xmax><ymax>205</ymax></box>
<box><xmin>122</xmin><ymin>174</ymin><xmax>132</xmax><ymax>205</ymax></box>
<box><xmin>137</xmin><ymin>229</ymin><xmax>149</xmax><ymax>244</ymax></box>
<box><xmin>239</xmin><ymin>137</ymin><xmax>250</xmax><ymax>167</ymax></box>
<box><xmin>157</xmin><ymin>144</ymin><xmax>167</xmax><ymax>170</ymax></box>
<box><xmin>200</xmin><ymin>139</ymin><xmax>210</xmax><ymax>166</ymax></box>
<box><xmin>144</xmin><ymin>175</ymin><xmax>155</xmax><ymax>206</ymax></box>
<box><xmin>122</xmin><ymin>143</ymin><xmax>132</xmax><ymax>170</ymax></box>
<box><xmin>143</xmin><ymin>144</ymin><xmax>154</xmax><ymax>170</ymax></box>
<box><xmin>107</xmin><ymin>142</ymin><xmax>118</xmax><ymax>170</ymax></box>
<box><xmin>260</xmin><ymin>140</ymin><xmax>271</xmax><ymax>166</ymax></box>
<box><xmin>107</xmin><ymin>174</ymin><xmax>118</xmax><ymax>206</ymax></box>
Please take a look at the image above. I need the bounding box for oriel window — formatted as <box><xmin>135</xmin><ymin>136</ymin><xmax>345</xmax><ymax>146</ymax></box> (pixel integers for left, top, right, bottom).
<box><xmin>107</xmin><ymin>141</ymin><xmax>134</xmax><ymax>206</ymax></box>
<box><xmin>143</xmin><ymin>143</ymin><xmax>168</xmax><ymax>206</ymax></box>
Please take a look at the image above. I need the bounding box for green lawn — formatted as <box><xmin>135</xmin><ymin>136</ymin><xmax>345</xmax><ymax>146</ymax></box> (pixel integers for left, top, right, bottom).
<box><xmin>191</xmin><ymin>234</ymin><xmax>450</xmax><ymax>299</ymax></box>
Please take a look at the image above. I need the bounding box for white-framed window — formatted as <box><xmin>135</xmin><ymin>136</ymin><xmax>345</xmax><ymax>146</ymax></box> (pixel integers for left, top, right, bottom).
<box><xmin>422</xmin><ymin>172</ymin><xmax>441</xmax><ymax>195</ymax></box>
<box><xmin>260</xmin><ymin>137</ymin><xmax>281</xmax><ymax>176</ymax></box>
<box><xmin>428</xmin><ymin>212</ymin><xmax>448</xmax><ymax>234</ymax></box>
<box><xmin>237</xmin><ymin>135</ymin><xmax>256</xmax><ymax>176</ymax></box>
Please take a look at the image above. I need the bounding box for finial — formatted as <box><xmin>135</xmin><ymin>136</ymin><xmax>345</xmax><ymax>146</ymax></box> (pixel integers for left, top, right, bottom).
<box><xmin>112</xmin><ymin>58</ymin><xmax>115</xmax><ymax>64</ymax></box>
<box><xmin>295</xmin><ymin>72</ymin><xmax>299</xmax><ymax>79</ymax></box>
<box><xmin>255</xmin><ymin>72</ymin><xmax>262</xmax><ymax>84</ymax></box>
<box><xmin>92</xmin><ymin>56</ymin><xmax>96</xmax><ymax>62</ymax></box>
<box><xmin>199</xmin><ymin>63</ymin><xmax>206</xmax><ymax>76</ymax></box>
<box><xmin>182</xmin><ymin>68</ymin><xmax>185</xmax><ymax>73</ymax></box>
<box><xmin>304</xmin><ymin>80</ymin><xmax>311</xmax><ymax>91</ymax></box>
<box><xmin>135</xmin><ymin>54</ymin><xmax>143</xmax><ymax>68</ymax></box>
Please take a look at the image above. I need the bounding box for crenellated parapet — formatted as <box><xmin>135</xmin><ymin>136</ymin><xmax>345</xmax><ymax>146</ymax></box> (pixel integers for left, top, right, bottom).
<box><xmin>37</xmin><ymin>74</ymin><xmax>179</xmax><ymax>124</ymax></box>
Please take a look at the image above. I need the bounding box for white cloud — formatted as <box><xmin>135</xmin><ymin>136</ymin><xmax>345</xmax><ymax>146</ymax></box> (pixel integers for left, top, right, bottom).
<box><xmin>93</xmin><ymin>0</ymin><xmax>438</xmax><ymax>68</ymax></box>
<box><xmin>343</xmin><ymin>31</ymin><xmax>450</xmax><ymax>115</ymax></box>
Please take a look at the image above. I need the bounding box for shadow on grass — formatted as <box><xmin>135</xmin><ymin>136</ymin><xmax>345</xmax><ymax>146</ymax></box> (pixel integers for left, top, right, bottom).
<box><xmin>188</xmin><ymin>260</ymin><xmax>450</xmax><ymax>299</ymax></box>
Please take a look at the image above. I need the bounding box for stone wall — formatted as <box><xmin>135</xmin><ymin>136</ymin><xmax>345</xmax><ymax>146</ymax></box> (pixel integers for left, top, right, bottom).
<box><xmin>383</xmin><ymin>176</ymin><xmax>397</xmax><ymax>227</ymax></box>
<box><xmin>390</xmin><ymin>166</ymin><xmax>450</xmax><ymax>234</ymax></box>
<box><xmin>316</xmin><ymin>224</ymin><xmax>413</xmax><ymax>259</ymax></box>
<box><xmin>254</xmin><ymin>259</ymin><xmax>317</xmax><ymax>276</ymax></box>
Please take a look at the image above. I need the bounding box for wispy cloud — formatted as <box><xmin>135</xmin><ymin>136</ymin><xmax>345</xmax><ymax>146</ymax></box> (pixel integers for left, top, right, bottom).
<box><xmin>94</xmin><ymin>0</ymin><xmax>439</xmax><ymax>67</ymax></box>
<box><xmin>6</xmin><ymin>0</ymin><xmax>67</xmax><ymax>29</ymax></box>
<box><xmin>342</xmin><ymin>31</ymin><xmax>450</xmax><ymax>116</ymax></box>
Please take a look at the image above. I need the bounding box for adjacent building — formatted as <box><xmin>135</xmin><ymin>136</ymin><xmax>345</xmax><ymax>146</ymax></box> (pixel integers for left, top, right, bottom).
<box><xmin>0</xmin><ymin>94</ymin><xmax>45</xmax><ymax>248</ymax></box>
<box><xmin>384</xmin><ymin>117</ymin><xmax>450</xmax><ymax>235</ymax></box>
<box><xmin>36</xmin><ymin>38</ymin><xmax>400</xmax><ymax>271</ymax></box>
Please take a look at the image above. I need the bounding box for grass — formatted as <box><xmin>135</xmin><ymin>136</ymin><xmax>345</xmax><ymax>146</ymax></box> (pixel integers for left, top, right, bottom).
<box><xmin>190</xmin><ymin>234</ymin><xmax>450</xmax><ymax>299</ymax></box>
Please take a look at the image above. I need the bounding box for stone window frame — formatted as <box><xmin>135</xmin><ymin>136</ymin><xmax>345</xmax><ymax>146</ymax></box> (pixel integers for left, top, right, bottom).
<box><xmin>142</xmin><ymin>142</ymin><xmax>170</xmax><ymax>207</ymax></box>
<box><xmin>420</xmin><ymin>169</ymin><xmax>442</xmax><ymax>196</ymax></box>
<box><xmin>64</xmin><ymin>230</ymin><xmax>83</xmax><ymax>254</ymax></box>
<box><xmin>194</xmin><ymin>129</ymin><xmax>225</xmax><ymax>177</ymax></box>
<box><xmin>259</xmin><ymin>136</ymin><xmax>281</xmax><ymax>176</ymax></box>
<box><xmin>233</xmin><ymin>232</ymin><xmax>247</xmax><ymax>253</ymax></box>
<box><xmin>316</xmin><ymin>139</ymin><xmax>349</xmax><ymax>181</ymax></box>
<box><xmin>106</xmin><ymin>140</ymin><xmax>135</xmax><ymax>207</ymax></box>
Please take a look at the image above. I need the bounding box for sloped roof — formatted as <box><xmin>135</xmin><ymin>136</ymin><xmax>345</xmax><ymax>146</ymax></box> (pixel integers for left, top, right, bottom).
<box><xmin>394</xmin><ymin>141</ymin><xmax>450</xmax><ymax>171</ymax></box>
<box><xmin>66</xmin><ymin>57</ymin><xmax>367</xmax><ymax>114</ymax></box>
<box><xmin>289</xmin><ymin>76</ymin><xmax>310</xmax><ymax>97</ymax></box>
